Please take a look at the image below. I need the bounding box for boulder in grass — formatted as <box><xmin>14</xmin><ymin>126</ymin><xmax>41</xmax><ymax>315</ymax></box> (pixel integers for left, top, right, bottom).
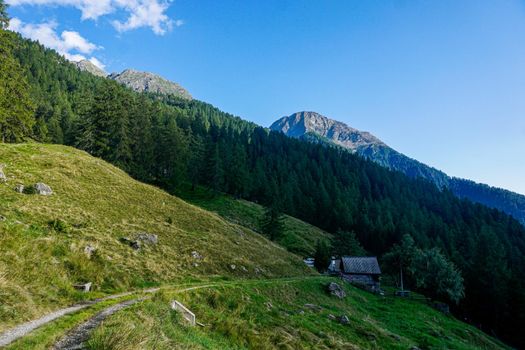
<box><xmin>327</xmin><ymin>282</ymin><xmax>346</xmax><ymax>299</ymax></box>
<box><xmin>34</xmin><ymin>183</ymin><xmax>53</xmax><ymax>195</ymax></box>
<box><xmin>84</xmin><ymin>245</ymin><xmax>97</xmax><ymax>258</ymax></box>
<box><xmin>14</xmin><ymin>184</ymin><xmax>24</xmax><ymax>193</ymax></box>
<box><xmin>191</xmin><ymin>251</ymin><xmax>203</xmax><ymax>260</ymax></box>
<box><xmin>339</xmin><ymin>315</ymin><xmax>350</xmax><ymax>325</ymax></box>
<box><xmin>0</xmin><ymin>165</ymin><xmax>6</xmax><ymax>182</ymax></box>
<box><xmin>136</xmin><ymin>232</ymin><xmax>158</xmax><ymax>245</ymax></box>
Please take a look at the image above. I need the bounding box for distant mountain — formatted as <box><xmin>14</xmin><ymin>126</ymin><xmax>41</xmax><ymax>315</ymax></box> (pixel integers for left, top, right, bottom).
<box><xmin>74</xmin><ymin>59</ymin><xmax>107</xmax><ymax>78</ymax></box>
<box><xmin>271</xmin><ymin>111</ymin><xmax>525</xmax><ymax>225</ymax></box>
<box><xmin>108</xmin><ymin>69</ymin><xmax>192</xmax><ymax>100</ymax></box>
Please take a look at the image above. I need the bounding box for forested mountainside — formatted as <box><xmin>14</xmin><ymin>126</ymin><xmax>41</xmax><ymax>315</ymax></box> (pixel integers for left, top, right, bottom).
<box><xmin>271</xmin><ymin>111</ymin><xmax>525</xmax><ymax>226</ymax></box>
<box><xmin>4</xmin><ymin>30</ymin><xmax>525</xmax><ymax>347</ymax></box>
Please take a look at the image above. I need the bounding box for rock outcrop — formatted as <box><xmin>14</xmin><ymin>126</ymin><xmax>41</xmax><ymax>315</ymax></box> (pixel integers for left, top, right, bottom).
<box><xmin>109</xmin><ymin>69</ymin><xmax>192</xmax><ymax>100</ymax></box>
<box><xmin>327</xmin><ymin>282</ymin><xmax>346</xmax><ymax>299</ymax></box>
<box><xmin>74</xmin><ymin>60</ymin><xmax>107</xmax><ymax>78</ymax></box>
<box><xmin>34</xmin><ymin>183</ymin><xmax>53</xmax><ymax>195</ymax></box>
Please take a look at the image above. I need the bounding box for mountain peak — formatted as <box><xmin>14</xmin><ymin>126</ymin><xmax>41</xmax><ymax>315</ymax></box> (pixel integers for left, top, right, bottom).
<box><xmin>270</xmin><ymin>111</ymin><xmax>384</xmax><ymax>151</ymax></box>
<box><xmin>108</xmin><ymin>69</ymin><xmax>192</xmax><ymax>100</ymax></box>
<box><xmin>74</xmin><ymin>59</ymin><xmax>107</xmax><ymax>78</ymax></box>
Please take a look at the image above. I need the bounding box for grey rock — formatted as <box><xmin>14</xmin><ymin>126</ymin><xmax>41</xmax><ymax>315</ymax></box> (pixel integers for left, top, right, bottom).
<box><xmin>230</xmin><ymin>264</ymin><xmax>236</xmax><ymax>270</ymax></box>
<box><xmin>84</xmin><ymin>245</ymin><xmax>96</xmax><ymax>258</ymax></box>
<box><xmin>338</xmin><ymin>315</ymin><xmax>350</xmax><ymax>325</ymax></box>
<box><xmin>240</xmin><ymin>266</ymin><xmax>248</xmax><ymax>272</ymax></box>
<box><xmin>328</xmin><ymin>314</ymin><xmax>336</xmax><ymax>320</ymax></box>
<box><xmin>191</xmin><ymin>251</ymin><xmax>203</xmax><ymax>260</ymax></box>
<box><xmin>14</xmin><ymin>184</ymin><xmax>24</xmax><ymax>193</ymax></box>
<box><xmin>0</xmin><ymin>215</ymin><xmax>6</xmax><ymax>222</ymax></box>
<box><xmin>109</xmin><ymin>69</ymin><xmax>192</xmax><ymax>100</ymax></box>
<box><xmin>74</xmin><ymin>59</ymin><xmax>107</xmax><ymax>77</ymax></box>
<box><xmin>0</xmin><ymin>164</ymin><xmax>6</xmax><ymax>182</ymax></box>
<box><xmin>34</xmin><ymin>183</ymin><xmax>53</xmax><ymax>195</ymax></box>
<box><xmin>136</xmin><ymin>232</ymin><xmax>158</xmax><ymax>245</ymax></box>
<box><xmin>327</xmin><ymin>282</ymin><xmax>346</xmax><ymax>299</ymax></box>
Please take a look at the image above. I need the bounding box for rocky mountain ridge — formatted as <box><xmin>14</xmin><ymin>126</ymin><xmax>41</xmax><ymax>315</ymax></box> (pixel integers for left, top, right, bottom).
<box><xmin>108</xmin><ymin>69</ymin><xmax>192</xmax><ymax>100</ymax></box>
<box><xmin>74</xmin><ymin>62</ymin><xmax>192</xmax><ymax>100</ymax></box>
<box><xmin>271</xmin><ymin>111</ymin><xmax>525</xmax><ymax>225</ymax></box>
<box><xmin>74</xmin><ymin>59</ymin><xmax>107</xmax><ymax>78</ymax></box>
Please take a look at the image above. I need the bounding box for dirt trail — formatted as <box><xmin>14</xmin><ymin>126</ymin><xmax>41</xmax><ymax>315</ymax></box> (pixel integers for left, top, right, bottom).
<box><xmin>51</xmin><ymin>284</ymin><xmax>215</xmax><ymax>350</ymax></box>
<box><xmin>0</xmin><ymin>277</ymin><xmax>323</xmax><ymax>348</ymax></box>
<box><xmin>51</xmin><ymin>278</ymin><xmax>320</xmax><ymax>349</ymax></box>
<box><xmin>0</xmin><ymin>288</ymin><xmax>159</xmax><ymax>348</ymax></box>
<box><xmin>52</xmin><ymin>298</ymin><xmax>143</xmax><ymax>350</ymax></box>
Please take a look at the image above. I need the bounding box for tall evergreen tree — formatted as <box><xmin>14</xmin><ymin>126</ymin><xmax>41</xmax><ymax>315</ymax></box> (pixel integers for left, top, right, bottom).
<box><xmin>260</xmin><ymin>204</ymin><xmax>285</xmax><ymax>241</ymax></box>
<box><xmin>332</xmin><ymin>230</ymin><xmax>367</xmax><ymax>257</ymax></box>
<box><xmin>0</xmin><ymin>12</ymin><xmax>35</xmax><ymax>142</ymax></box>
<box><xmin>314</xmin><ymin>240</ymin><xmax>331</xmax><ymax>272</ymax></box>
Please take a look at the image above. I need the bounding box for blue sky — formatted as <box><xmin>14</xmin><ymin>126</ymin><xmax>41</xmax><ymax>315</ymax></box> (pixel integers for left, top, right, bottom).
<box><xmin>6</xmin><ymin>0</ymin><xmax>525</xmax><ymax>195</ymax></box>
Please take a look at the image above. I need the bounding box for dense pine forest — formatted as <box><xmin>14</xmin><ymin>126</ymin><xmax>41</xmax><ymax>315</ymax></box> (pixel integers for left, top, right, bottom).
<box><xmin>2</xmin><ymin>17</ymin><xmax>525</xmax><ymax>347</ymax></box>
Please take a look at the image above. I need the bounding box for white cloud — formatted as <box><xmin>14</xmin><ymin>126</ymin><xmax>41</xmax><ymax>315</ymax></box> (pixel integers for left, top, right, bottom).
<box><xmin>174</xmin><ymin>19</ymin><xmax>184</xmax><ymax>27</ymax></box>
<box><xmin>8</xmin><ymin>17</ymin><xmax>104</xmax><ymax>68</ymax></box>
<box><xmin>7</xmin><ymin>0</ymin><xmax>176</xmax><ymax>35</ymax></box>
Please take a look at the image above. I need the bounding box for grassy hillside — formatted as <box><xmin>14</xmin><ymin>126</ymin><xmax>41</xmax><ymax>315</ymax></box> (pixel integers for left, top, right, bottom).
<box><xmin>85</xmin><ymin>278</ymin><xmax>507</xmax><ymax>350</ymax></box>
<box><xmin>177</xmin><ymin>186</ymin><xmax>332</xmax><ymax>256</ymax></box>
<box><xmin>0</xmin><ymin>143</ymin><xmax>311</xmax><ymax>331</ymax></box>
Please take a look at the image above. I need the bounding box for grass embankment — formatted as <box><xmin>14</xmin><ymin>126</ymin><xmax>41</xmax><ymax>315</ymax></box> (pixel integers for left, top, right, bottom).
<box><xmin>177</xmin><ymin>185</ymin><xmax>332</xmax><ymax>256</ymax></box>
<box><xmin>86</xmin><ymin>278</ymin><xmax>508</xmax><ymax>350</ymax></box>
<box><xmin>0</xmin><ymin>144</ymin><xmax>312</xmax><ymax>331</ymax></box>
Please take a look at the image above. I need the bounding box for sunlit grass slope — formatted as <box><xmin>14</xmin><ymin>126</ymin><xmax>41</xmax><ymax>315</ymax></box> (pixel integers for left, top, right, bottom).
<box><xmin>87</xmin><ymin>278</ymin><xmax>508</xmax><ymax>350</ymax></box>
<box><xmin>177</xmin><ymin>186</ymin><xmax>332</xmax><ymax>256</ymax></box>
<box><xmin>0</xmin><ymin>144</ymin><xmax>311</xmax><ymax>331</ymax></box>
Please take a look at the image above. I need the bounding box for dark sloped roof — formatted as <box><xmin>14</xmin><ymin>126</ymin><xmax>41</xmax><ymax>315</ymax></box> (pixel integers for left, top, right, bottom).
<box><xmin>341</xmin><ymin>256</ymin><xmax>381</xmax><ymax>275</ymax></box>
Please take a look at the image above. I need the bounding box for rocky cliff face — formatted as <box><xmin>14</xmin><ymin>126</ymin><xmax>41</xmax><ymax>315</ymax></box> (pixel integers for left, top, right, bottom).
<box><xmin>271</xmin><ymin>111</ymin><xmax>384</xmax><ymax>151</ymax></box>
<box><xmin>74</xmin><ymin>59</ymin><xmax>107</xmax><ymax>78</ymax></box>
<box><xmin>108</xmin><ymin>69</ymin><xmax>192</xmax><ymax>100</ymax></box>
<box><xmin>271</xmin><ymin>111</ymin><xmax>525</xmax><ymax>225</ymax></box>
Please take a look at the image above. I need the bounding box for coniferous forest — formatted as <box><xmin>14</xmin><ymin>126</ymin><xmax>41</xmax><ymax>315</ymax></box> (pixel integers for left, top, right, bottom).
<box><xmin>2</xmin><ymin>21</ymin><xmax>525</xmax><ymax>347</ymax></box>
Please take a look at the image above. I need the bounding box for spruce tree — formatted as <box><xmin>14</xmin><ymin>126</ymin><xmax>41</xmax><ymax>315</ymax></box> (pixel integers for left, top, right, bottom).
<box><xmin>314</xmin><ymin>240</ymin><xmax>331</xmax><ymax>272</ymax></box>
<box><xmin>0</xmin><ymin>8</ymin><xmax>35</xmax><ymax>142</ymax></box>
<box><xmin>260</xmin><ymin>204</ymin><xmax>284</xmax><ymax>241</ymax></box>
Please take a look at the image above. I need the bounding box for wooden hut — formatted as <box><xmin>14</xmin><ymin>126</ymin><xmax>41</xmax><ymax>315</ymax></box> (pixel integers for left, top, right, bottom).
<box><xmin>340</xmin><ymin>256</ymin><xmax>381</xmax><ymax>291</ymax></box>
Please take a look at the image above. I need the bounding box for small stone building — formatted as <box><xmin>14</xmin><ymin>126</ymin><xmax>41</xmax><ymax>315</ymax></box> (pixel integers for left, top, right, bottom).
<box><xmin>340</xmin><ymin>256</ymin><xmax>381</xmax><ymax>290</ymax></box>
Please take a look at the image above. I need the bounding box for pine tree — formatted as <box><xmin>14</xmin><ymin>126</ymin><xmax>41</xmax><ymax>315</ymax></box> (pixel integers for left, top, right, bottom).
<box><xmin>0</xmin><ymin>12</ymin><xmax>35</xmax><ymax>142</ymax></box>
<box><xmin>314</xmin><ymin>240</ymin><xmax>331</xmax><ymax>272</ymax></box>
<box><xmin>332</xmin><ymin>230</ymin><xmax>366</xmax><ymax>257</ymax></box>
<box><xmin>260</xmin><ymin>204</ymin><xmax>284</xmax><ymax>241</ymax></box>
